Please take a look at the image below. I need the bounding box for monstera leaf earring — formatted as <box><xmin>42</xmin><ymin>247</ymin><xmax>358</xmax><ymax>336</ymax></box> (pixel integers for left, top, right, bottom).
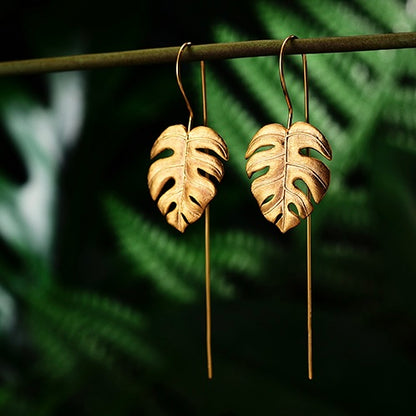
<box><xmin>245</xmin><ymin>35</ymin><xmax>332</xmax><ymax>379</ymax></box>
<box><xmin>148</xmin><ymin>42</ymin><xmax>229</xmax><ymax>379</ymax></box>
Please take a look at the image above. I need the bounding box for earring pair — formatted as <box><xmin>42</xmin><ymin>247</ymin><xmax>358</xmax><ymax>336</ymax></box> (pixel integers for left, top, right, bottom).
<box><xmin>148</xmin><ymin>39</ymin><xmax>332</xmax><ymax>233</ymax></box>
<box><xmin>147</xmin><ymin>37</ymin><xmax>332</xmax><ymax>380</ymax></box>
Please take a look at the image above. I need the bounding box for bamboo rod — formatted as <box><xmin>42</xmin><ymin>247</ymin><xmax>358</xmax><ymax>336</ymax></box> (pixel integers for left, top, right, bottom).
<box><xmin>0</xmin><ymin>32</ymin><xmax>415</xmax><ymax>76</ymax></box>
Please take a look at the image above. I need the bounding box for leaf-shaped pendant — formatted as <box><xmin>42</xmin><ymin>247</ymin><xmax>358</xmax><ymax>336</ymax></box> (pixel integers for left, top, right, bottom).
<box><xmin>148</xmin><ymin>124</ymin><xmax>229</xmax><ymax>232</ymax></box>
<box><xmin>245</xmin><ymin>121</ymin><xmax>332</xmax><ymax>233</ymax></box>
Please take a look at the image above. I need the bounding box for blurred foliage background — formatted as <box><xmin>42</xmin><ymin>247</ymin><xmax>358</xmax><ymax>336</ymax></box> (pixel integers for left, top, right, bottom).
<box><xmin>0</xmin><ymin>0</ymin><xmax>415</xmax><ymax>414</ymax></box>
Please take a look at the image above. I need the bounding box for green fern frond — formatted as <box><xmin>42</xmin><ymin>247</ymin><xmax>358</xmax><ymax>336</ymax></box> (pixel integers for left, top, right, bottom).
<box><xmin>321</xmin><ymin>189</ymin><xmax>373</xmax><ymax>231</ymax></box>
<box><xmin>58</xmin><ymin>289</ymin><xmax>145</xmax><ymax>330</ymax></box>
<box><xmin>204</xmin><ymin>69</ymin><xmax>259</xmax><ymax>178</ymax></box>
<box><xmin>214</xmin><ymin>14</ymin><xmax>385</xmax><ymax>181</ymax></box>
<box><xmin>297</xmin><ymin>0</ymin><xmax>414</xmax><ymax>73</ymax></box>
<box><xmin>389</xmin><ymin>84</ymin><xmax>416</xmax><ymax>109</ymax></box>
<box><xmin>213</xmin><ymin>25</ymin><xmax>347</xmax><ymax>177</ymax></box>
<box><xmin>316</xmin><ymin>242</ymin><xmax>380</xmax><ymax>295</ymax></box>
<box><xmin>105</xmin><ymin>196</ymin><xmax>198</xmax><ymax>301</ymax></box>
<box><xmin>105</xmin><ymin>196</ymin><xmax>238</xmax><ymax>300</ymax></box>
<box><xmin>256</xmin><ymin>1</ymin><xmax>323</xmax><ymax>39</ymax></box>
<box><xmin>261</xmin><ymin>2</ymin><xmax>413</xmax><ymax>176</ymax></box>
<box><xmin>209</xmin><ymin>1</ymin><xmax>415</xmax><ymax>258</ymax></box>
<box><xmin>105</xmin><ymin>196</ymin><xmax>280</xmax><ymax>300</ymax></box>
<box><xmin>386</xmin><ymin>102</ymin><xmax>416</xmax><ymax>132</ymax></box>
<box><xmin>0</xmin><ymin>387</ymin><xmax>31</xmax><ymax>415</ymax></box>
<box><xmin>299</xmin><ymin>0</ymin><xmax>382</xmax><ymax>36</ymax></box>
<box><xmin>28</xmin><ymin>315</ymin><xmax>77</xmax><ymax>378</ymax></box>
<box><xmin>26</xmin><ymin>287</ymin><xmax>159</xmax><ymax>371</ymax></box>
<box><xmin>211</xmin><ymin>230</ymin><xmax>275</xmax><ymax>278</ymax></box>
<box><xmin>386</xmin><ymin>132</ymin><xmax>416</xmax><ymax>154</ymax></box>
<box><xmin>354</xmin><ymin>0</ymin><xmax>416</xmax><ymax>32</ymax></box>
<box><xmin>397</xmin><ymin>47</ymin><xmax>416</xmax><ymax>71</ymax></box>
<box><xmin>213</xmin><ymin>25</ymin><xmax>289</xmax><ymax>122</ymax></box>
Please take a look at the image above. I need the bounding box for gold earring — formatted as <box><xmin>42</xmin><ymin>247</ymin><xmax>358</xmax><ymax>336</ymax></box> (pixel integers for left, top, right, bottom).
<box><xmin>245</xmin><ymin>35</ymin><xmax>332</xmax><ymax>379</ymax></box>
<box><xmin>148</xmin><ymin>42</ymin><xmax>228</xmax><ymax>232</ymax></box>
<box><xmin>147</xmin><ymin>42</ymin><xmax>229</xmax><ymax>379</ymax></box>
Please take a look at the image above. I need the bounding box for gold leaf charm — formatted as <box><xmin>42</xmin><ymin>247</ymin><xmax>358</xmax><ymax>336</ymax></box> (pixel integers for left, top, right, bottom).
<box><xmin>148</xmin><ymin>124</ymin><xmax>229</xmax><ymax>232</ymax></box>
<box><xmin>245</xmin><ymin>121</ymin><xmax>332</xmax><ymax>233</ymax></box>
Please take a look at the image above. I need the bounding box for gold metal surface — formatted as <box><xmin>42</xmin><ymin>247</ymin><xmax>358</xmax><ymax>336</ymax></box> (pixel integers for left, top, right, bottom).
<box><xmin>246</xmin><ymin>35</ymin><xmax>333</xmax><ymax>379</ymax></box>
<box><xmin>245</xmin><ymin>121</ymin><xmax>332</xmax><ymax>232</ymax></box>
<box><xmin>205</xmin><ymin>201</ymin><xmax>212</xmax><ymax>379</ymax></box>
<box><xmin>307</xmin><ymin>211</ymin><xmax>313</xmax><ymax>380</ymax></box>
<box><xmin>148</xmin><ymin>44</ymin><xmax>229</xmax><ymax>233</ymax></box>
<box><xmin>148</xmin><ymin>124</ymin><xmax>228</xmax><ymax>232</ymax></box>
<box><xmin>247</xmin><ymin>35</ymin><xmax>332</xmax><ymax>232</ymax></box>
<box><xmin>148</xmin><ymin>50</ymin><xmax>226</xmax><ymax>378</ymax></box>
<box><xmin>176</xmin><ymin>42</ymin><xmax>194</xmax><ymax>133</ymax></box>
<box><xmin>201</xmin><ymin>60</ymin><xmax>213</xmax><ymax>379</ymax></box>
<box><xmin>302</xmin><ymin>44</ymin><xmax>313</xmax><ymax>380</ymax></box>
<box><xmin>279</xmin><ymin>35</ymin><xmax>296</xmax><ymax>129</ymax></box>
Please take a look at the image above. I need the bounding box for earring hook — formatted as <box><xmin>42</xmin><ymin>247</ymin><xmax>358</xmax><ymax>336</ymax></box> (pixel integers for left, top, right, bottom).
<box><xmin>176</xmin><ymin>42</ymin><xmax>194</xmax><ymax>133</ymax></box>
<box><xmin>279</xmin><ymin>35</ymin><xmax>313</xmax><ymax>380</ymax></box>
<box><xmin>279</xmin><ymin>35</ymin><xmax>309</xmax><ymax>128</ymax></box>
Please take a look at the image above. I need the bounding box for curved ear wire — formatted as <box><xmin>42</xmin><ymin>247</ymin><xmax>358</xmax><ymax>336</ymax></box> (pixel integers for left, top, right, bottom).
<box><xmin>176</xmin><ymin>42</ymin><xmax>194</xmax><ymax>133</ymax></box>
<box><xmin>281</xmin><ymin>35</ymin><xmax>315</xmax><ymax>380</ymax></box>
<box><xmin>246</xmin><ymin>34</ymin><xmax>333</xmax><ymax>380</ymax></box>
<box><xmin>280</xmin><ymin>34</ymin><xmax>314</xmax><ymax>380</ymax></box>
<box><xmin>278</xmin><ymin>35</ymin><xmax>309</xmax><ymax>126</ymax></box>
<box><xmin>148</xmin><ymin>42</ymin><xmax>229</xmax><ymax>380</ymax></box>
<box><xmin>279</xmin><ymin>34</ymin><xmax>297</xmax><ymax>128</ymax></box>
<box><xmin>148</xmin><ymin>42</ymin><xmax>228</xmax><ymax>232</ymax></box>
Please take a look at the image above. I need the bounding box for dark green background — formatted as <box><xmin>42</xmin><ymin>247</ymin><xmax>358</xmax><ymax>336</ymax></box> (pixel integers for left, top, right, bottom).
<box><xmin>0</xmin><ymin>0</ymin><xmax>415</xmax><ymax>414</ymax></box>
